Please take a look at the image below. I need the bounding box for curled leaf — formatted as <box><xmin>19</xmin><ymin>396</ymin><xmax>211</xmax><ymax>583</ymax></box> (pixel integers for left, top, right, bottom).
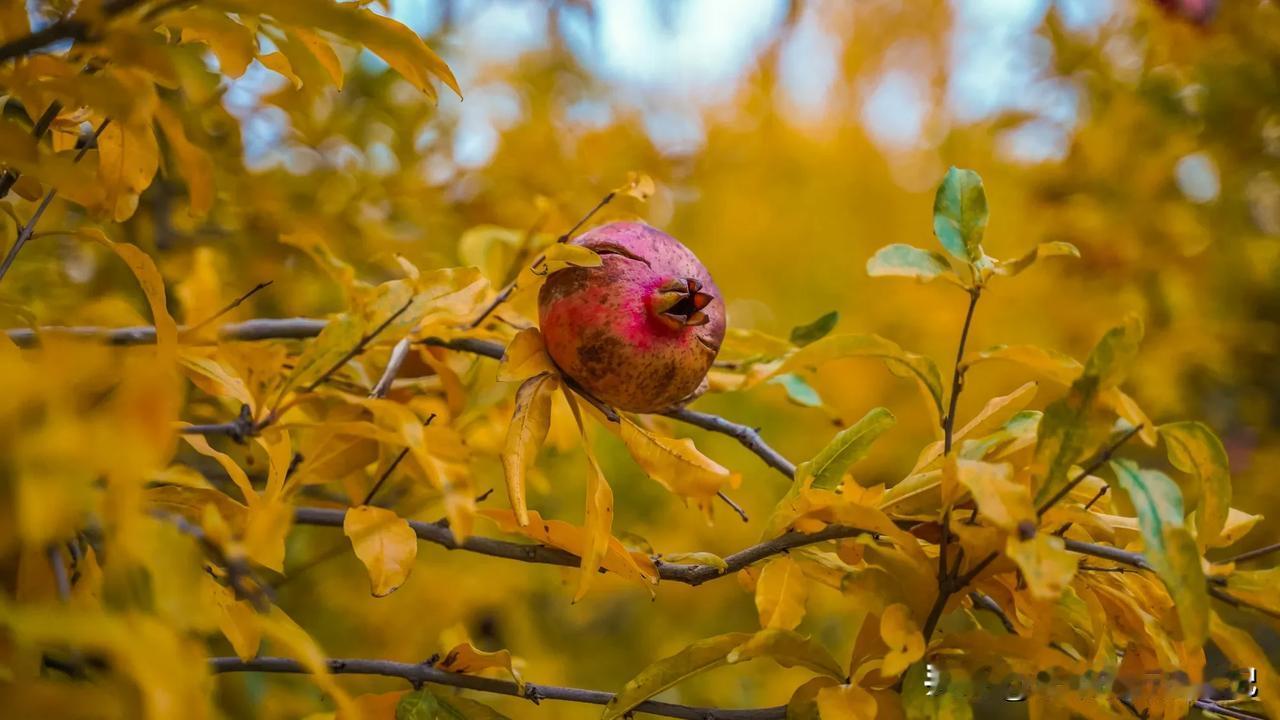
<box><xmin>343</xmin><ymin>505</ymin><xmax>418</xmax><ymax>597</ymax></box>
<box><xmin>501</xmin><ymin>373</ymin><xmax>557</xmax><ymax>526</ymax></box>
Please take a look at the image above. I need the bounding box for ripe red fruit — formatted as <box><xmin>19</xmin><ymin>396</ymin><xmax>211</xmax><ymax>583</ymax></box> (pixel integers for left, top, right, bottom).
<box><xmin>538</xmin><ymin>222</ymin><xmax>726</xmax><ymax>413</ymax></box>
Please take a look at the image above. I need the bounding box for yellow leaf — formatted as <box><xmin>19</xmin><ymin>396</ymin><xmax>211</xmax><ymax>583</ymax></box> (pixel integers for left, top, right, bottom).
<box><xmin>82</xmin><ymin>230</ymin><xmax>177</xmax><ymax>359</ymax></box>
<box><xmin>816</xmin><ymin>683</ymin><xmax>878</xmax><ymax>720</ymax></box>
<box><xmin>342</xmin><ymin>505</ymin><xmax>418</xmax><ymax>597</ymax></box>
<box><xmin>438</xmin><ymin>641</ymin><xmax>524</xmax><ymax>690</ymax></box>
<box><xmin>614</xmin><ymin>415</ymin><xmax>740</xmax><ymax>511</ymax></box>
<box><xmin>1209</xmin><ymin>612</ymin><xmax>1280</xmax><ymax>720</ymax></box>
<box><xmin>243</xmin><ymin>497</ymin><xmax>292</xmax><ymax>572</ymax></box>
<box><xmin>1006</xmin><ymin>532</ymin><xmax>1077</xmax><ymax>601</ymax></box>
<box><xmin>726</xmin><ymin>628</ymin><xmax>845</xmax><ymax>679</ymax></box>
<box><xmin>179</xmin><ymin>351</ymin><xmax>255</xmax><ymax>408</ymax></box>
<box><xmin>257</xmin><ymin>607</ymin><xmax>355</xmax><ymax>716</ymax></box>
<box><xmin>155</xmin><ymin>103</ymin><xmax>215</xmax><ymax>217</ymax></box>
<box><xmin>602</xmin><ymin>632</ymin><xmax>753</xmax><ymax>720</ymax></box>
<box><xmin>479</xmin><ymin>509</ymin><xmax>656</xmax><ymax>589</ymax></box>
<box><xmin>563</xmin><ymin>389</ymin><xmax>614</xmax><ymax>601</ymax></box>
<box><xmin>755</xmin><ymin>556</ymin><xmax>808</xmax><ymax>630</ymax></box>
<box><xmin>497</xmin><ymin>327</ymin><xmax>558</xmax><ymax>382</ymax></box>
<box><xmin>878</xmin><ymin>603</ymin><xmax>924</xmax><ymax>677</ymax></box>
<box><xmin>502</xmin><ymin>372</ymin><xmax>557</xmax><ymax>526</ymax></box>
<box><xmin>97</xmin><ymin>120</ymin><xmax>160</xmax><ymax>221</ymax></box>
<box><xmin>660</xmin><ymin>551</ymin><xmax>728</xmax><ymax>571</ymax></box>
<box><xmin>176</xmin><ymin>9</ymin><xmax>257</xmax><ymax>78</ymax></box>
<box><xmin>954</xmin><ymin>460</ymin><xmax>1031</xmax><ymax>533</ymax></box>
<box><xmin>181</xmin><ymin>434</ymin><xmax>254</xmax><ymax>504</ymax></box>
<box><xmin>289</xmin><ymin>27</ymin><xmax>344</xmax><ymax>89</ymax></box>
<box><xmin>615</xmin><ymin>171</ymin><xmax>656</xmax><ymax>201</ymax></box>
<box><xmin>912</xmin><ymin>381</ymin><xmax>1037</xmax><ymax>473</ymax></box>
<box><xmin>206</xmin><ymin>576</ymin><xmax>262</xmax><ymax>660</ymax></box>
<box><xmin>258</xmin><ymin>51</ymin><xmax>303</xmax><ymax>89</ymax></box>
<box><xmin>538</xmin><ymin>241</ymin><xmax>601</xmax><ymax>272</ymax></box>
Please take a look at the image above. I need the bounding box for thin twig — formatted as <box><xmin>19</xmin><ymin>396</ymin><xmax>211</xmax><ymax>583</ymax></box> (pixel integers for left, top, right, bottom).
<box><xmin>924</xmin><ymin>287</ymin><xmax>982</xmax><ymax>645</ymax></box>
<box><xmin>468</xmin><ymin>189</ymin><xmax>617</xmax><ymax>329</ymax></box>
<box><xmin>968</xmin><ymin>591</ymin><xmax>1016</xmax><ymax>634</ymax></box>
<box><xmin>292</xmin><ymin>506</ymin><xmax>872</xmax><ymax>587</ymax></box>
<box><xmin>153</xmin><ymin>511</ymin><xmax>273</xmax><ymax>611</ymax></box>
<box><xmin>1226</xmin><ymin>541</ymin><xmax>1280</xmax><ymax>565</ymax></box>
<box><xmin>47</xmin><ymin>545</ymin><xmax>71</xmax><ymax>602</ymax></box>
<box><xmin>1191</xmin><ymin>699</ymin><xmax>1267</xmax><ymax>720</ymax></box>
<box><xmin>0</xmin><ymin>118</ymin><xmax>109</xmax><ymax>285</ymax></box>
<box><xmin>1037</xmin><ymin>424</ymin><xmax>1144</xmax><ymax>518</ymax></box>
<box><xmin>186</xmin><ymin>281</ymin><xmax>273</xmax><ymax>334</ymax></box>
<box><xmin>0</xmin><ymin>100</ymin><xmax>62</xmax><ymax>198</ymax></box>
<box><xmin>716</xmin><ymin>490</ymin><xmax>749</xmax><ymax>523</ymax></box>
<box><xmin>662</xmin><ymin>407</ymin><xmax>797</xmax><ymax>480</ymax></box>
<box><xmin>369</xmin><ymin>337</ymin><xmax>413</xmax><ymax>399</ymax></box>
<box><xmin>1208</xmin><ymin>586</ymin><xmax>1280</xmax><ymax>622</ymax></box>
<box><xmin>209</xmin><ymin>656</ymin><xmax>786</xmax><ymax>720</ymax></box>
<box><xmin>300</xmin><ymin>299</ymin><xmax>414</xmax><ymax>394</ymax></box>
<box><xmin>362</xmin><ymin>414</ymin><xmax>436</xmax><ymax>506</ymax></box>
<box><xmin>0</xmin><ymin>0</ymin><xmax>150</xmax><ymax>63</ymax></box>
<box><xmin>944</xmin><ymin>288</ymin><xmax>981</xmax><ymax>455</ymax></box>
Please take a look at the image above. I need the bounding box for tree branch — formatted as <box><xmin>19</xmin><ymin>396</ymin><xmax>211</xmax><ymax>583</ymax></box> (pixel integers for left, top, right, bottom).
<box><xmin>662</xmin><ymin>407</ymin><xmax>797</xmax><ymax>480</ymax></box>
<box><xmin>7</xmin><ymin>321</ymin><xmax>799</xmax><ymax>481</ymax></box>
<box><xmin>209</xmin><ymin>656</ymin><xmax>786</xmax><ymax>720</ymax></box>
<box><xmin>0</xmin><ymin>0</ymin><xmax>153</xmax><ymax>64</ymax></box>
<box><xmin>1037</xmin><ymin>424</ymin><xmax>1144</xmax><ymax>518</ymax></box>
<box><xmin>0</xmin><ymin>118</ymin><xmax>110</xmax><ymax>285</ymax></box>
<box><xmin>292</xmin><ymin>506</ymin><xmax>871</xmax><ymax>587</ymax></box>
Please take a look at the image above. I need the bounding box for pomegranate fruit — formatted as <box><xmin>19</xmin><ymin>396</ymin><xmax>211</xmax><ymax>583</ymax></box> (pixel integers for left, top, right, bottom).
<box><xmin>537</xmin><ymin>222</ymin><xmax>726</xmax><ymax>413</ymax></box>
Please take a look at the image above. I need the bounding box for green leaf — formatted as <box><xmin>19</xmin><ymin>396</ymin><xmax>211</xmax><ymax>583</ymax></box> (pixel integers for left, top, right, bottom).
<box><xmin>1082</xmin><ymin>315</ymin><xmax>1143</xmax><ymax>391</ymax></box>
<box><xmin>993</xmin><ymin>241</ymin><xmax>1080</xmax><ymax>277</ymax></box>
<box><xmin>397</xmin><ymin>688</ymin><xmax>449</xmax><ymax>720</ymax></box>
<box><xmin>602</xmin><ymin>632</ymin><xmax>752</xmax><ymax>720</ymax></box>
<box><xmin>776</xmin><ymin>334</ymin><xmax>943</xmax><ymax>421</ymax></box>
<box><xmin>1159</xmin><ymin>421</ymin><xmax>1231</xmax><ymax>548</ymax></box>
<box><xmin>866</xmin><ymin>244</ymin><xmax>955</xmax><ymax>282</ymax></box>
<box><xmin>768</xmin><ymin>373</ymin><xmax>823</xmax><ymax>408</ymax></box>
<box><xmin>1032</xmin><ymin>318</ymin><xmax>1144</xmax><ymax>505</ymax></box>
<box><xmin>726</xmin><ymin>629</ymin><xmax>846</xmax><ymax>680</ymax></box>
<box><xmin>790</xmin><ymin>311</ymin><xmax>839</xmax><ymax>347</ymax></box>
<box><xmin>802</xmin><ymin>407</ymin><xmax>896</xmax><ymax>490</ymax></box>
<box><xmin>396</xmin><ymin>688</ymin><xmax>511</xmax><ymax>720</ymax></box>
<box><xmin>932</xmin><ymin>167</ymin><xmax>988</xmax><ymax>265</ymax></box>
<box><xmin>1109</xmin><ymin>459</ymin><xmax>1208</xmax><ymax>647</ymax></box>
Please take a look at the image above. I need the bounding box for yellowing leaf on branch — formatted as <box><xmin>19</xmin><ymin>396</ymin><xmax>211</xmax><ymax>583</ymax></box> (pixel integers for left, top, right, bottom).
<box><xmin>438</xmin><ymin>640</ymin><xmax>524</xmax><ymax>691</ymax></box>
<box><xmin>775</xmin><ymin>334</ymin><xmax>944</xmax><ymax>423</ymax></box>
<box><xmin>878</xmin><ymin>603</ymin><xmax>924</xmax><ymax>677</ymax></box>
<box><xmin>343</xmin><ymin>505</ymin><xmax>418</xmax><ymax>597</ymax></box>
<box><xmin>497</xmin><ymin>327</ymin><xmax>557</xmax><ymax>382</ymax></box>
<box><xmin>479</xmin><ymin>509</ymin><xmax>657</xmax><ymax>591</ymax></box>
<box><xmin>755</xmin><ymin>556</ymin><xmax>808</xmax><ymax>630</ymax></box>
<box><xmin>1159</xmin><ymin>421</ymin><xmax>1231</xmax><ymax>548</ymax></box>
<box><xmin>501</xmin><ymin>373</ymin><xmax>557</xmax><ymax>526</ymax></box>
<box><xmin>726</xmin><ymin>628</ymin><xmax>845</xmax><ymax>679</ymax></box>
<box><xmin>1005</xmin><ymin>532</ymin><xmax>1077</xmax><ymax>601</ymax></box>
<box><xmin>601</xmin><ymin>632</ymin><xmax>752</xmax><ymax>720</ymax></box>
<box><xmin>614</xmin><ymin>415</ymin><xmax>740</xmax><ymax>514</ymax></box>
<box><xmin>801</xmin><ymin>407</ymin><xmax>895</xmax><ymax>490</ymax></box>
<box><xmin>955</xmin><ymin>460</ymin><xmax>1030</xmax><ymax>533</ymax></box>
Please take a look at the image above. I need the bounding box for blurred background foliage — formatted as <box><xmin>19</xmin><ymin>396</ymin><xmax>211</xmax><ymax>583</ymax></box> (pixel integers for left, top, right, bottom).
<box><xmin>3</xmin><ymin>0</ymin><xmax>1278</xmax><ymax>717</ymax></box>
